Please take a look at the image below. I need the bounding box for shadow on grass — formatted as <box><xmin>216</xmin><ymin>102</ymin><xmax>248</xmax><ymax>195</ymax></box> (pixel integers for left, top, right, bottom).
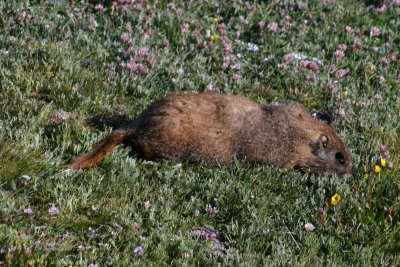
<box><xmin>88</xmin><ymin>111</ymin><xmax>133</xmax><ymax>131</ymax></box>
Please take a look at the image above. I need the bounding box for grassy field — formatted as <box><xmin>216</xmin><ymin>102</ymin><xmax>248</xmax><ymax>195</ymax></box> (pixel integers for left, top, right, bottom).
<box><xmin>1</xmin><ymin>0</ymin><xmax>400</xmax><ymax>265</ymax></box>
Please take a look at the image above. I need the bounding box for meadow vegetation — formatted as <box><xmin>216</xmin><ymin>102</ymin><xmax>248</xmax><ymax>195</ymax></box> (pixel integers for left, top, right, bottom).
<box><xmin>0</xmin><ymin>0</ymin><xmax>399</xmax><ymax>265</ymax></box>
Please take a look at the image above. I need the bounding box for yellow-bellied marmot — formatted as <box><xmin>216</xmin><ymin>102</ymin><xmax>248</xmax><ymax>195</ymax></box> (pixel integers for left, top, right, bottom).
<box><xmin>70</xmin><ymin>92</ymin><xmax>352</xmax><ymax>174</ymax></box>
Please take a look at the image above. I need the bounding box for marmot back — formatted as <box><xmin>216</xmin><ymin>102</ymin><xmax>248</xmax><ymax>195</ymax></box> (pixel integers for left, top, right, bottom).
<box><xmin>71</xmin><ymin>92</ymin><xmax>352</xmax><ymax>174</ymax></box>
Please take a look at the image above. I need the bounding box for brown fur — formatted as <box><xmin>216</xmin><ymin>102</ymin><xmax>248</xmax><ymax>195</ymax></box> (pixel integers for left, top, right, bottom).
<box><xmin>70</xmin><ymin>92</ymin><xmax>352</xmax><ymax>174</ymax></box>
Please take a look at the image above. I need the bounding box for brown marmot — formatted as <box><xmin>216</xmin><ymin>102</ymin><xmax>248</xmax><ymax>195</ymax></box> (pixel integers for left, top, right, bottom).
<box><xmin>70</xmin><ymin>92</ymin><xmax>352</xmax><ymax>174</ymax></box>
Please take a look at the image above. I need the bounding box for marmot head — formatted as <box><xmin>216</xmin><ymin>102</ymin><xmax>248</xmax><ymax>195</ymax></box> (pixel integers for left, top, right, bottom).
<box><xmin>297</xmin><ymin>126</ymin><xmax>353</xmax><ymax>175</ymax></box>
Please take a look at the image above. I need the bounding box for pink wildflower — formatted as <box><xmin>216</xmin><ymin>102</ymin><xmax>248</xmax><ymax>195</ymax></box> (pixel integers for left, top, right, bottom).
<box><xmin>384</xmin><ymin>42</ymin><xmax>391</xmax><ymax>49</ymax></box>
<box><xmin>95</xmin><ymin>4</ymin><xmax>105</xmax><ymax>12</ymax></box>
<box><xmin>370</xmin><ymin>27</ymin><xmax>380</xmax><ymax>37</ymax></box>
<box><xmin>232</xmin><ymin>74</ymin><xmax>241</xmax><ymax>81</ymax></box>
<box><xmin>222</xmin><ymin>43</ymin><xmax>231</xmax><ymax>53</ymax></box>
<box><xmin>355</xmin><ymin>28</ymin><xmax>363</xmax><ymax>36</ymax></box>
<box><xmin>330</xmin><ymin>64</ymin><xmax>337</xmax><ymax>73</ymax></box>
<box><xmin>145</xmin><ymin>28</ymin><xmax>153</xmax><ymax>39</ymax></box>
<box><xmin>111</xmin><ymin>1</ymin><xmax>118</xmax><ymax>11</ymax></box>
<box><xmin>120</xmin><ymin>33</ymin><xmax>132</xmax><ymax>44</ymax></box>
<box><xmin>222</xmin><ymin>54</ymin><xmax>237</xmax><ymax>70</ymax></box>
<box><xmin>299</xmin><ymin>2</ymin><xmax>308</xmax><ymax>10</ymax></box>
<box><xmin>338</xmin><ymin>44</ymin><xmax>347</xmax><ymax>51</ymax></box>
<box><xmin>107</xmin><ymin>63</ymin><xmax>116</xmax><ymax>72</ymax></box>
<box><xmin>336</xmin><ymin>68</ymin><xmax>349</xmax><ymax>79</ymax></box>
<box><xmin>48</xmin><ymin>205</ymin><xmax>59</xmax><ymax>216</ymax></box>
<box><xmin>389</xmin><ymin>52</ymin><xmax>398</xmax><ymax>61</ymax></box>
<box><xmin>87</xmin><ymin>17</ymin><xmax>98</xmax><ymax>31</ymax></box>
<box><xmin>206</xmin><ymin>84</ymin><xmax>214</xmax><ymax>92</ymax></box>
<box><xmin>181</xmin><ymin>23</ymin><xmax>189</xmax><ymax>34</ymax></box>
<box><xmin>377</xmin><ymin>5</ymin><xmax>387</xmax><ymax>14</ymax></box>
<box><xmin>137</xmin><ymin>47</ymin><xmax>149</xmax><ymax>58</ymax></box>
<box><xmin>163</xmin><ymin>38</ymin><xmax>170</xmax><ymax>48</ymax></box>
<box><xmin>344</xmin><ymin>26</ymin><xmax>353</xmax><ymax>34</ymax></box>
<box><xmin>144</xmin><ymin>201</ymin><xmax>150</xmax><ymax>210</ymax></box>
<box><xmin>19</xmin><ymin>11</ymin><xmax>27</xmax><ymax>24</ymax></box>
<box><xmin>327</xmin><ymin>83</ymin><xmax>339</xmax><ymax>94</ymax></box>
<box><xmin>373</xmin><ymin>94</ymin><xmax>382</xmax><ymax>101</ymax></box>
<box><xmin>193</xmin><ymin>28</ymin><xmax>200</xmax><ymax>37</ymax></box>
<box><xmin>299</xmin><ymin>60</ymin><xmax>319</xmax><ymax>74</ymax></box>
<box><xmin>196</xmin><ymin>39</ymin><xmax>203</xmax><ymax>48</ymax></box>
<box><xmin>123</xmin><ymin>50</ymin><xmax>131</xmax><ymax>57</ymax></box>
<box><xmin>218</xmin><ymin>23</ymin><xmax>227</xmax><ymax>35</ymax></box>
<box><xmin>268</xmin><ymin>22</ymin><xmax>278</xmax><ymax>33</ymax></box>
<box><xmin>133</xmin><ymin>3</ymin><xmax>142</xmax><ymax>12</ymax></box>
<box><xmin>231</xmin><ymin>63</ymin><xmax>242</xmax><ymax>71</ymax></box>
<box><xmin>386</xmin><ymin>161</ymin><xmax>393</xmax><ymax>169</ymax></box>
<box><xmin>334</xmin><ymin>50</ymin><xmax>345</xmax><ymax>60</ymax></box>
<box><xmin>132</xmin><ymin>223</ymin><xmax>141</xmax><ymax>230</ymax></box>
<box><xmin>352</xmin><ymin>40</ymin><xmax>363</xmax><ymax>51</ymax></box>
<box><xmin>258</xmin><ymin>20</ymin><xmax>265</xmax><ymax>30</ymax></box>
<box><xmin>205</xmin><ymin>204</ymin><xmax>218</xmax><ymax>218</ymax></box>
<box><xmin>336</xmin><ymin>108</ymin><xmax>346</xmax><ymax>119</ymax></box>
<box><xmin>283</xmin><ymin>54</ymin><xmax>295</xmax><ymax>63</ymax></box>
<box><xmin>278</xmin><ymin>63</ymin><xmax>288</xmax><ymax>71</ymax></box>
<box><xmin>379</xmin><ymin>145</ymin><xmax>387</xmax><ymax>154</ymax></box>
<box><xmin>137</xmin><ymin>64</ymin><xmax>146</xmax><ymax>73</ymax></box>
<box><xmin>380</xmin><ymin>57</ymin><xmax>390</xmax><ymax>67</ymax></box>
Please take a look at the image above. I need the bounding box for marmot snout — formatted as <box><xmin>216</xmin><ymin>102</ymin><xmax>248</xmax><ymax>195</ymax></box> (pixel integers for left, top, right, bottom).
<box><xmin>70</xmin><ymin>92</ymin><xmax>352</xmax><ymax>174</ymax></box>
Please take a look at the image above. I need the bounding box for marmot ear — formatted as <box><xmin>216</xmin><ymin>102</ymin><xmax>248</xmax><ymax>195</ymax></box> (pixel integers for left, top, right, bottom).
<box><xmin>319</xmin><ymin>134</ymin><xmax>331</xmax><ymax>148</ymax></box>
<box><xmin>309</xmin><ymin>134</ymin><xmax>331</xmax><ymax>155</ymax></box>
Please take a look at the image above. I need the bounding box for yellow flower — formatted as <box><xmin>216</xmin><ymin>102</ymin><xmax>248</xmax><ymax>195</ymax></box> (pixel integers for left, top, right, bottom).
<box><xmin>363</xmin><ymin>172</ymin><xmax>369</xmax><ymax>179</ymax></box>
<box><xmin>331</xmin><ymin>193</ymin><xmax>342</xmax><ymax>205</ymax></box>
<box><xmin>212</xmin><ymin>18</ymin><xmax>219</xmax><ymax>24</ymax></box>
<box><xmin>343</xmin><ymin>90</ymin><xmax>348</xmax><ymax>97</ymax></box>
<box><xmin>368</xmin><ymin>63</ymin><xmax>376</xmax><ymax>73</ymax></box>
<box><xmin>210</xmin><ymin>34</ymin><xmax>220</xmax><ymax>41</ymax></box>
<box><xmin>374</xmin><ymin>165</ymin><xmax>381</xmax><ymax>173</ymax></box>
<box><xmin>380</xmin><ymin>158</ymin><xmax>386</xmax><ymax>167</ymax></box>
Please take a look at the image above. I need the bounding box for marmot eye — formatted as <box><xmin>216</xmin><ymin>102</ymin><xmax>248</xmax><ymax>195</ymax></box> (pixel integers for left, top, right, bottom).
<box><xmin>335</xmin><ymin>152</ymin><xmax>345</xmax><ymax>165</ymax></box>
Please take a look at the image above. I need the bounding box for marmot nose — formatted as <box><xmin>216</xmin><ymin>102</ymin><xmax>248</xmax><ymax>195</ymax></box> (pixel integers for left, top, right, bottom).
<box><xmin>338</xmin><ymin>166</ymin><xmax>355</xmax><ymax>176</ymax></box>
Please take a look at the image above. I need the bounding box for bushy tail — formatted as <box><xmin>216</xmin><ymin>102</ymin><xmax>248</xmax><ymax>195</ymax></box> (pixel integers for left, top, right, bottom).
<box><xmin>70</xmin><ymin>130</ymin><xmax>128</xmax><ymax>169</ymax></box>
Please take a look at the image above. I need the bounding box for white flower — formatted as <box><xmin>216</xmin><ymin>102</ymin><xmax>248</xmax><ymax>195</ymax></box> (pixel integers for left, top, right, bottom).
<box><xmin>247</xmin><ymin>42</ymin><xmax>259</xmax><ymax>52</ymax></box>
<box><xmin>304</xmin><ymin>223</ymin><xmax>315</xmax><ymax>232</ymax></box>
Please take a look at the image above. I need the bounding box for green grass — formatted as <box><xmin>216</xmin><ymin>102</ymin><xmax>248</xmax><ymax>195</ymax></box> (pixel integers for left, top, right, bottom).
<box><xmin>1</xmin><ymin>0</ymin><xmax>400</xmax><ymax>265</ymax></box>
